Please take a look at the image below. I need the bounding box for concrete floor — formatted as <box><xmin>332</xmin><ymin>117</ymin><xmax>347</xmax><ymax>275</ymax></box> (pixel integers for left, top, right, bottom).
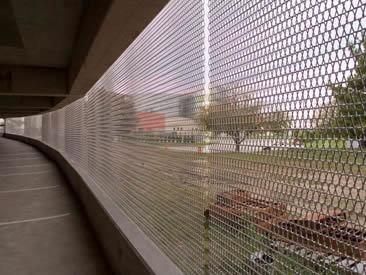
<box><xmin>0</xmin><ymin>137</ymin><xmax>112</xmax><ymax>275</ymax></box>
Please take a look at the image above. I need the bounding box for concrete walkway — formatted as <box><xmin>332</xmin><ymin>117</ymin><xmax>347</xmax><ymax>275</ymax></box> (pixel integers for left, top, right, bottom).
<box><xmin>0</xmin><ymin>137</ymin><xmax>111</xmax><ymax>275</ymax></box>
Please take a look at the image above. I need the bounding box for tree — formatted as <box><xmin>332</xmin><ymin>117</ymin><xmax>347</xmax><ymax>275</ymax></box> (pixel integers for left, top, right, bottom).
<box><xmin>198</xmin><ymin>89</ymin><xmax>289</xmax><ymax>152</ymax></box>
<box><xmin>324</xmin><ymin>36</ymin><xmax>366</xmax><ymax>140</ymax></box>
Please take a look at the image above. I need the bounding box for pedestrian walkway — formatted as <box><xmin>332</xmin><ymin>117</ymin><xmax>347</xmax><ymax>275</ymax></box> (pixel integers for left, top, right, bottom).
<box><xmin>0</xmin><ymin>137</ymin><xmax>111</xmax><ymax>275</ymax></box>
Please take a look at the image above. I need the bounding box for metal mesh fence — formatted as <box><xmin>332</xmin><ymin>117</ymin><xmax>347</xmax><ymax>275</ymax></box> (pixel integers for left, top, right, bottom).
<box><xmin>5</xmin><ymin>0</ymin><xmax>366</xmax><ymax>273</ymax></box>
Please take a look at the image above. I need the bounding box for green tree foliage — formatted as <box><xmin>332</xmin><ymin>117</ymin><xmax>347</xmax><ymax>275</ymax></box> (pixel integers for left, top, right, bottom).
<box><xmin>326</xmin><ymin>37</ymin><xmax>366</xmax><ymax>139</ymax></box>
<box><xmin>198</xmin><ymin>90</ymin><xmax>289</xmax><ymax>152</ymax></box>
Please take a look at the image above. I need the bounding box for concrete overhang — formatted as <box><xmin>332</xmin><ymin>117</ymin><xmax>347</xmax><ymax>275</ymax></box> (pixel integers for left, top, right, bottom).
<box><xmin>0</xmin><ymin>0</ymin><xmax>170</xmax><ymax>118</ymax></box>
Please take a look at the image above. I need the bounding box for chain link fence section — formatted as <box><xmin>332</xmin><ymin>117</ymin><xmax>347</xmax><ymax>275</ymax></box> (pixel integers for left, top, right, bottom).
<box><xmin>5</xmin><ymin>0</ymin><xmax>366</xmax><ymax>274</ymax></box>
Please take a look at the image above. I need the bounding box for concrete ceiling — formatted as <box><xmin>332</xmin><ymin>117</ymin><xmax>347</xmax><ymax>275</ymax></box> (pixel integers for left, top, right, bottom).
<box><xmin>0</xmin><ymin>0</ymin><xmax>170</xmax><ymax>118</ymax></box>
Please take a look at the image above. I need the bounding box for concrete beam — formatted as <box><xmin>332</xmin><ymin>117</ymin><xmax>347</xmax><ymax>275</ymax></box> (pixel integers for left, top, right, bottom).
<box><xmin>67</xmin><ymin>0</ymin><xmax>112</xmax><ymax>92</ymax></box>
<box><xmin>54</xmin><ymin>0</ymin><xmax>170</xmax><ymax>110</ymax></box>
<box><xmin>0</xmin><ymin>66</ymin><xmax>67</xmax><ymax>97</ymax></box>
<box><xmin>0</xmin><ymin>110</ymin><xmax>43</xmax><ymax>118</ymax></box>
<box><xmin>0</xmin><ymin>1</ymin><xmax>170</xmax><ymax>115</ymax></box>
<box><xmin>0</xmin><ymin>96</ymin><xmax>61</xmax><ymax>109</ymax></box>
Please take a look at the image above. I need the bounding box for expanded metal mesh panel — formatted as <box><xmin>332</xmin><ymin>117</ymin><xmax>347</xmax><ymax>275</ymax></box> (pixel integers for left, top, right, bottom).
<box><xmin>5</xmin><ymin>0</ymin><xmax>366</xmax><ymax>274</ymax></box>
<box><xmin>206</xmin><ymin>0</ymin><xmax>366</xmax><ymax>274</ymax></box>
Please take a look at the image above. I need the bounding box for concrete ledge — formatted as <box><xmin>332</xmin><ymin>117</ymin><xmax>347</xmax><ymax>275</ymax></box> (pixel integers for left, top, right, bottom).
<box><xmin>4</xmin><ymin>133</ymin><xmax>183</xmax><ymax>275</ymax></box>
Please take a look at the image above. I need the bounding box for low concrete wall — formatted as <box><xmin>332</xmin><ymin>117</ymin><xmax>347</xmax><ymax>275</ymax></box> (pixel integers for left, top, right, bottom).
<box><xmin>4</xmin><ymin>133</ymin><xmax>182</xmax><ymax>275</ymax></box>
